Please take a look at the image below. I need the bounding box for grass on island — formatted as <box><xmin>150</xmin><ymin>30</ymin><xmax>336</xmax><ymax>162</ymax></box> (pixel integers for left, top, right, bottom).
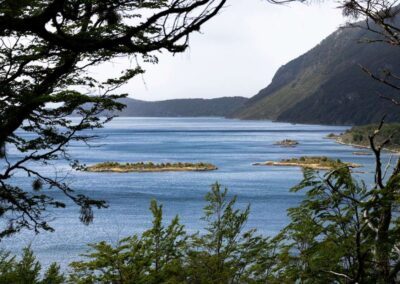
<box><xmin>274</xmin><ymin>139</ymin><xmax>299</xmax><ymax>147</ymax></box>
<box><xmin>84</xmin><ymin>161</ymin><xmax>218</xmax><ymax>173</ymax></box>
<box><xmin>326</xmin><ymin>133</ymin><xmax>340</xmax><ymax>139</ymax></box>
<box><xmin>337</xmin><ymin>123</ymin><xmax>400</xmax><ymax>152</ymax></box>
<box><xmin>254</xmin><ymin>156</ymin><xmax>361</xmax><ymax>170</ymax></box>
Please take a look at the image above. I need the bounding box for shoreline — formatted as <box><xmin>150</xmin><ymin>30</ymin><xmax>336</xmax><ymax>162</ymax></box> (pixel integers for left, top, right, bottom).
<box><xmin>90</xmin><ymin>116</ymin><xmax>353</xmax><ymax>128</ymax></box>
<box><xmin>335</xmin><ymin>137</ymin><xmax>400</xmax><ymax>154</ymax></box>
<box><xmin>85</xmin><ymin>167</ymin><xmax>217</xmax><ymax>173</ymax></box>
<box><xmin>254</xmin><ymin>161</ymin><xmax>361</xmax><ymax>170</ymax></box>
<box><xmin>254</xmin><ymin>156</ymin><xmax>361</xmax><ymax>171</ymax></box>
<box><xmin>254</xmin><ymin>161</ymin><xmax>333</xmax><ymax>170</ymax></box>
<box><xmin>83</xmin><ymin>162</ymin><xmax>218</xmax><ymax>173</ymax></box>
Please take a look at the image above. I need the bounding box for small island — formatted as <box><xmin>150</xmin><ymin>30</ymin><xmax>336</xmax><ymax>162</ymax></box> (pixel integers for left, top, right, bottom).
<box><xmin>274</xmin><ymin>139</ymin><xmax>299</xmax><ymax>147</ymax></box>
<box><xmin>325</xmin><ymin>133</ymin><xmax>341</xmax><ymax>139</ymax></box>
<box><xmin>353</xmin><ymin>151</ymin><xmax>372</xmax><ymax>156</ymax></box>
<box><xmin>254</xmin><ymin>156</ymin><xmax>361</xmax><ymax>170</ymax></box>
<box><xmin>83</xmin><ymin>162</ymin><xmax>218</xmax><ymax>173</ymax></box>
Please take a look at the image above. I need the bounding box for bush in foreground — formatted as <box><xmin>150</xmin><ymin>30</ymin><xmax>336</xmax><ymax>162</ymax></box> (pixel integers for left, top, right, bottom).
<box><xmin>69</xmin><ymin>183</ymin><xmax>275</xmax><ymax>283</ymax></box>
<box><xmin>4</xmin><ymin>159</ymin><xmax>400</xmax><ymax>283</ymax></box>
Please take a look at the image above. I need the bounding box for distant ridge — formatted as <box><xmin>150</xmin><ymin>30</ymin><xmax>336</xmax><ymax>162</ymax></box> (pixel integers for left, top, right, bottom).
<box><xmin>232</xmin><ymin>21</ymin><xmax>400</xmax><ymax>125</ymax></box>
<box><xmin>116</xmin><ymin>96</ymin><xmax>248</xmax><ymax>117</ymax></box>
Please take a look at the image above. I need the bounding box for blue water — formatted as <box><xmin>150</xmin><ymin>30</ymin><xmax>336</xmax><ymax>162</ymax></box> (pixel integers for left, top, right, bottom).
<box><xmin>2</xmin><ymin>117</ymin><xmax>393</xmax><ymax>269</ymax></box>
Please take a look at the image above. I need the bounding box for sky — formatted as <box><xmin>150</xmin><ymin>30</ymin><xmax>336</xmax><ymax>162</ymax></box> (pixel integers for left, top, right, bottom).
<box><xmin>93</xmin><ymin>0</ymin><xmax>347</xmax><ymax>101</ymax></box>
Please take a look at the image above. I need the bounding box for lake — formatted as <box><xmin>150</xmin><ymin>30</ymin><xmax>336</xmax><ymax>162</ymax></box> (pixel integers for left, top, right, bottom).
<box><xmin>2</xmin><ymin>117</ymin><xmax>392</xmax><ymax>269</ymax></box>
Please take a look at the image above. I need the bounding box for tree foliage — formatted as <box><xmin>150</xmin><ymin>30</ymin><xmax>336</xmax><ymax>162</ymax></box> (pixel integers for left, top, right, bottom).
<box><xmin>69</xmin><ymin>200</ymin><xmax>187</xmax><ymax>283</ymax></box>
<box><xmin>269</xmin><ymin>121</ymin><xmax>400</xmax><ymax>283</ymax></box>
<box><xmin>0</xmin><ymin>247</ymin><xmax>64</xmax><ymax>284</ymax></box>
<box><xmin>3</xmin><ymin>0</ymin><xmax>400</xmax><ymax>283</ymax></box>
<box><xmin>0</xmin><ymin>0</ymin><xmax>226</xmax><ymax>238</ymax></box>
<box><xmin>68</xmin><ymin>183</ymin><xmax>275</xmax><ymax>284</ymax></box>
<box><xmin>3</xmin><ymin>156</ymin><xmax>400</xmax><ymax>283</ymax></box>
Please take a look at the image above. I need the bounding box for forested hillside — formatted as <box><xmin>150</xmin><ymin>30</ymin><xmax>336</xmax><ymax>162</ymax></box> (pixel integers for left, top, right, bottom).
<box><xmin>232</xmin><ymin>22</ymin><xmax>400</xmax><ymax>125</ymax></box>
<box><xmin>117</xmin><ymin>97</ymin><xmax>248</xmax><ymax>117</ymax></box>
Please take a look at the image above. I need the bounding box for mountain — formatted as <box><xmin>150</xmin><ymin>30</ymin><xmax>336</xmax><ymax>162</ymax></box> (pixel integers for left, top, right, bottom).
<box><xmin>232</xmin><ymin>23</ymin><xmax>400</xmax><ymax>125</ymax></box>
<box><xmin>116</xmin><ymin>96</ymin><xmax>248</xmax><ymax>117</ymax></box>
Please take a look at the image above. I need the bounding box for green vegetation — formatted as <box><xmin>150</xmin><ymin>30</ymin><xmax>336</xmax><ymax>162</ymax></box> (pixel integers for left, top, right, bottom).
<box><xmin>7</xmin><ymin>161</ymin><xmax>400</xmax><ymax>283</ymax></box>
<box><xmin>274</xmin><ymin>139</ymin><xmax>299</xmax><ymax>147</ymax></box>
<box><xmin>255</xmin><ymin>156</ymin><xmax>361</xmax><ymax>170</ymax></box>
<box><xmin>231</xmin><ymin>21</ymin><xmax>400</xmax><ymax>125</ymax></box>
<box><xmin>233</xmin><ymin>66</ymin><xmax>327</xmax><ymax>121</ymax></box>
<box><xmin>0</xmin><ymin>0</ymin><xmax>226</xmax><ymax>238</ymax></box>
<box><xmin>326</xmin><ymin>133</ymin><xmax>340</xmax><ymax>139</ymax></box>
<box><xmin>338</xmin><ymin>123</ymin><xmax>400</xmax><ymax>152</ymax></box>
<box><xmin>68</xmin><ymin>184</ymin><xmax>275</xmax><ymax>283</ymax></box>
<box><xmin>0</xmin><ymin>248</ymin><xmax>64</xmax><ymax>284</ymax></box>
<box><xmin>273</xmin><ymin>164</ymin><xmax>400</xmax><ymax>283</ymax></box>
<box><xmin>84</xmin><ymin>162</ymin><xmax>218</xmax><ymax>172</ymax></box>
<box><xmin>3</xmin><ymin>0</ymin><xmax>400</xmax><ymax>283</ymax></box>
<box><xmin>5</xmin><ymin>184</ymin><xmax>276</xmax><ymax>283</ymax></box>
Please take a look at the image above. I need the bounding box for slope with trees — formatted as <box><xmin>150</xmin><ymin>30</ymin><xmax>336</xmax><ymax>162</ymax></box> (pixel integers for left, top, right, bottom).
<box><xmin>116</xmin><ymin>96</ymin><xmax>248</xmax><ymax>117</ymax></box>
<box><xmin>232</xmin><ymin>17</ymin><xmax>400</xmax><ymax>125</ymax></box>
<box><xmin>336</xmin><ymin>123</ymin><xmax>400</xmax><ymax>152</ymax></box>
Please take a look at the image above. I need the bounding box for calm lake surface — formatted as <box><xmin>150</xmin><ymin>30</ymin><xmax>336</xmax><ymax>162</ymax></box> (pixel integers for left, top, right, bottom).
<box><xmin>3</xmin><ymin>117</ymin><xmax>393</xmax><ymax>268</ymax></box>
